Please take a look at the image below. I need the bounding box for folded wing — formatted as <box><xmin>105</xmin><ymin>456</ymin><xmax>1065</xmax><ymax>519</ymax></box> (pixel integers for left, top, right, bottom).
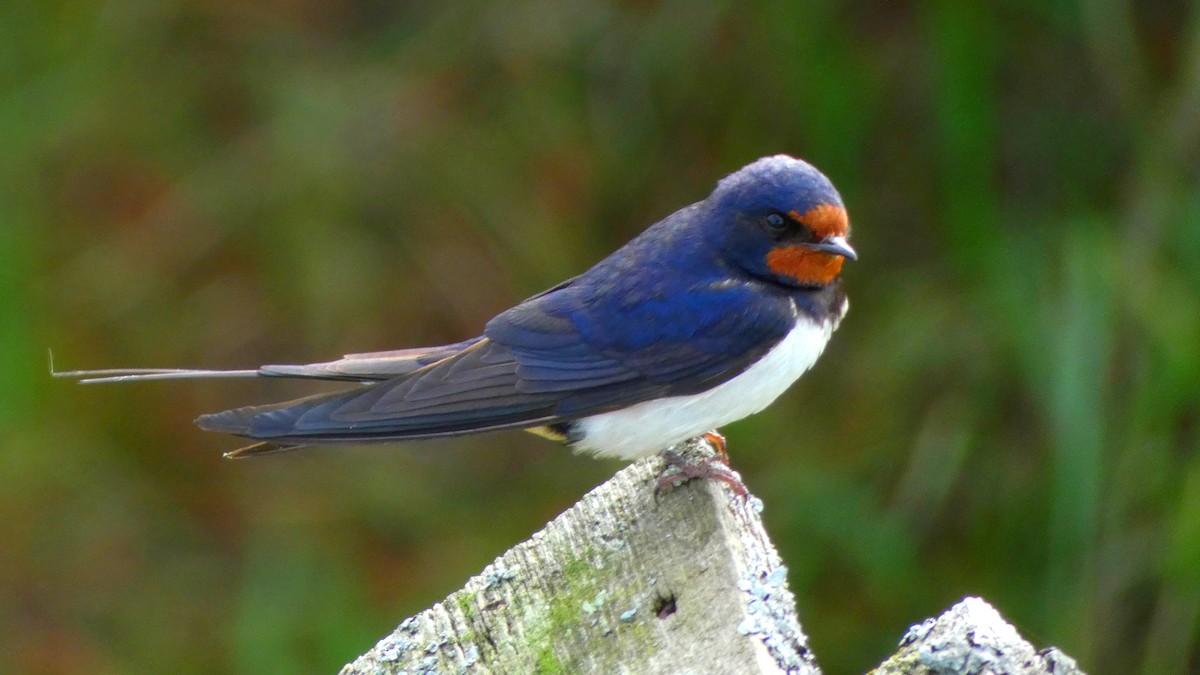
<box><xmin>199</xmin><ymin>279</ymin><xmax>795</xmax><ymax>455</ymax></box>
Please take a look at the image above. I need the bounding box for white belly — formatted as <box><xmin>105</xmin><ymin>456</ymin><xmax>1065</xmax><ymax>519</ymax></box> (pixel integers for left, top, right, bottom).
<box><xmin>572</xmin><ymin>318</ymin><xmax>836</xmax><ymax>459</ymax></box>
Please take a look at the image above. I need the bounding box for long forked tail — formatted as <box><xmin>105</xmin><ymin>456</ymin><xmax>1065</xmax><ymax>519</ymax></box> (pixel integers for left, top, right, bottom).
<box><xmin>49</xmin><ymin>338</ymin><xmax>484</xmax><ymax>385</ymax></box>
<box><xmin>50</xmin><ymin>339</ymin><xmax>487</xmax><ymax>458</ymax></box>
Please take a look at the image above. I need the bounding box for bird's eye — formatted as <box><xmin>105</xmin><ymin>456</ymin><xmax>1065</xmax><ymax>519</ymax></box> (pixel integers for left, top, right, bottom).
<box><xmin>762</xmin><ymin>212</ymin><xmax>789</xmax><ymax>235</ymax></box>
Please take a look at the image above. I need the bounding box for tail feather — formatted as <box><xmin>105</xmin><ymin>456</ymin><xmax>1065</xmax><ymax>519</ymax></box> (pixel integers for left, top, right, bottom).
<box><xmin>53</xmin><ymin>367</ymin><xmax>261</xmax><ymax>384</ymax></box>
<box><xmin>195</xmin><ymin>390</ymin><xmax>342</xmax><ymax>436</ymax></box>
<box><xmin>50</xmin><ymin>338</ymin><xmax>483</xmax><ymax>384</ymax></box>
<box><xmin>222</xmin><ymin>441</ymin><xmax>306</xmax><ymax>459</ymax></box>
<box><xmin>198</xmin><ymin>392</ymin><xmax>354</xmax><ymax>458</ymax></box>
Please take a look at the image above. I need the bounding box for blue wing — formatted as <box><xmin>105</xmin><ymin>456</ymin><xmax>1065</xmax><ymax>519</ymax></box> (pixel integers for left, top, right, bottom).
<box><xmin>197</xmin><ymin>276</ymin><xmax>795</xmax><ymax>448</ymax></box>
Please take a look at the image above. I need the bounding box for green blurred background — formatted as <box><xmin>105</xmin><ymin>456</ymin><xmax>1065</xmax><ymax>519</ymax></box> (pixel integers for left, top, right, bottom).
<box><xmin>4</xmin><ymin>1</ymin><xmax>1199</xmax><ymax>673</ymax></box>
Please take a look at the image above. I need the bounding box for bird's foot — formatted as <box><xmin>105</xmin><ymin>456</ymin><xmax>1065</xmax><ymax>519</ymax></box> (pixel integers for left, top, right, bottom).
<box><xmin>655</xmin><ymin>445</ymin><xmax>747</xmax><ymax>499</ymax></box>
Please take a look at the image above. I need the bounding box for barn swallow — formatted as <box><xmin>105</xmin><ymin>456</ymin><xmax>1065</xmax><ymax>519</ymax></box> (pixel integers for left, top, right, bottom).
<box><xmin>57</xmin><ymin>155</ymin><xmax>855</xmax><ymax>477</ymax></box>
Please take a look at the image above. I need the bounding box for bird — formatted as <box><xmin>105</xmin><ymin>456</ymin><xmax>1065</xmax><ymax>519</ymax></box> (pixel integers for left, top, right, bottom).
<box><xmin>57</xmin><ymin>155</ymin><xmax>855</xmax><ymax>489</ymax></box>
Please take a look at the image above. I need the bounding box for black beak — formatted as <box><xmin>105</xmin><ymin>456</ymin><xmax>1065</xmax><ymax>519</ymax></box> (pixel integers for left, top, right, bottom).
<box><xmin>805</xmin><ymin>235</ymin><xmax>857</xmax><ymax>261</ymax></box>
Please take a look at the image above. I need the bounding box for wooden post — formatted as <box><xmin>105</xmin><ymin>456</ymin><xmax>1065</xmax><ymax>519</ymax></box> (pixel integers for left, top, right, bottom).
<box><xmin>340</xmin><ymin>438</ymin><xmax>819</xmax><ymax>674</ymax></box>
<box><xmin>871</xmin><ymin>597</ymin><xmax>1084</xmax><ymax>675</ymax></box>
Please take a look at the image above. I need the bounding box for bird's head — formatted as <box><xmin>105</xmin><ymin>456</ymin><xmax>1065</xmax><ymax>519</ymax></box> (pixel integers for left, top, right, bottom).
<box><xmin>705</xmin><ymin>155</ymin><xmax>855</xmax><ymax>288</ymax></box>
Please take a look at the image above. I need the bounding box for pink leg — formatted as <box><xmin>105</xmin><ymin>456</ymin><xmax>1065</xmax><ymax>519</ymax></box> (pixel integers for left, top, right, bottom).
<box><xmin>655</xmin><ymin>447</ymin><xmax>747</xmax><ymax>499</ymax></box>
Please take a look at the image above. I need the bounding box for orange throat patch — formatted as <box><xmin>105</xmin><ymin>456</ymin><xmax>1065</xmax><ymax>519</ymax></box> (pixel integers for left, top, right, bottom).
<box><xmin>766</xmin><ymin>246</ymin><xmax>844</xmax><ymax>285</ymax></box>
<box><xmin>768</xmin><ymin>203</ymin><xmax>850</xmax><ymax>285</ymax></box>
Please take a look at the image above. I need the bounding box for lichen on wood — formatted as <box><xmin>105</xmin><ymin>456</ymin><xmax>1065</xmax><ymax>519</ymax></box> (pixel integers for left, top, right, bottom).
<box><xmin>872</xmin><ymin>597</ymin><xmax>1085</xmax><ymax>675</ymax></box>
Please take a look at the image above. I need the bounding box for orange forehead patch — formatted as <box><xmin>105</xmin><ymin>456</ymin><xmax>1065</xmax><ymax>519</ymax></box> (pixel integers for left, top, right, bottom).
<box><xmin>788</xmin><ymin>204</ymin><xmax>849</xmax><ymax>238</ymax></box>
<box><xmin>766</xmin><ymin>245</ymin><xmax>844</xmax><ymax>285</ymax></box>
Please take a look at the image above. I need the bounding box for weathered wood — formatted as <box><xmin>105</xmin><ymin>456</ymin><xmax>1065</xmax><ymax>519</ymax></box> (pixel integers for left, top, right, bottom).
<box><xmin>340</xmin><ymin>438</ymin><xmax>1087</xmax><ymax>674</ymax></box>
<box><xmin>872</xmin><ymin>597</ymin><xmax>1084</xmax><ymax>675</ymax></box>
<box><xmin>340</xmin><ymin>438</ymin><xmax>819</xmax><ymax>674</ymax></box>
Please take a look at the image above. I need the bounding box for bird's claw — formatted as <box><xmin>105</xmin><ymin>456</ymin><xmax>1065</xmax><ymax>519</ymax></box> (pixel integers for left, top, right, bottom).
<box><xmin>655</xmin><ymin>447</ymin><xmax>747</xmax><ymax>500</ymax></box>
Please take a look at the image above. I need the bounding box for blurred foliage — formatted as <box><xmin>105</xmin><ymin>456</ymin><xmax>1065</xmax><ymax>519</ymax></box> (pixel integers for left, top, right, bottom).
<box><xmin>4</xmin><ymin>1</ymin><xmax>1199</xmax><ymax>673</ymax></box>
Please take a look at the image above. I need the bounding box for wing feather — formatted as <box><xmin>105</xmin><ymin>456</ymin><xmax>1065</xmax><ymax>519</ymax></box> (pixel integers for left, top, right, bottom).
<box><xmin>199</xmin><ymin>277</ymin><xmax>796</xmax><ymax>446</ymax></box>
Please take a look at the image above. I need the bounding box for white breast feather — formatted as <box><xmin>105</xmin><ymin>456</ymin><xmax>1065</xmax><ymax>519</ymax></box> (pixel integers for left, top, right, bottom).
<box><xmin>573</xmin><ymin>318</ymin><xmax>835</xmax><ymax>459</ymax></box>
